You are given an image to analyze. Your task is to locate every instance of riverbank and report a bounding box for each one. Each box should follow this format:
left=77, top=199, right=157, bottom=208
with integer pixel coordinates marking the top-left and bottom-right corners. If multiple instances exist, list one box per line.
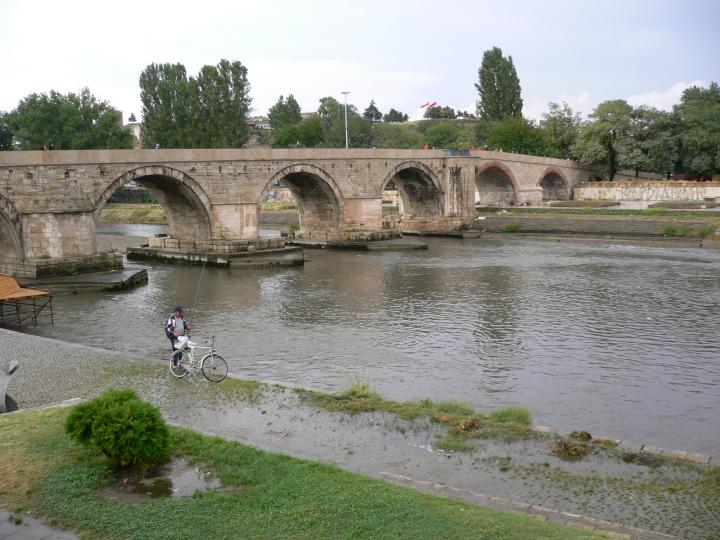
left=1, top=329, right=717, bottom=539
left=99, top=204, right=301, bottom=228
left=4, top=407, right=604, bottom=540
left=473, top=210, right=719, bottom=245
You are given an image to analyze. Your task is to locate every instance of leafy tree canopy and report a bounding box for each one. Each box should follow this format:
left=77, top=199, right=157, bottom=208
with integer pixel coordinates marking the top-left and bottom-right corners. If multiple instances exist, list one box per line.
left=486, top=116, right=548, bottom=155
left=268, top=94, right=302, bottom=130
left=317, top=96, right=372, bottom=148
left=540, top=102, right=581, bottom=159
left=363, top=100, right=383, bottom=123
left=674, top=82, right=720, bottom=177
left=0, top=112, right=13, bottom=150
left=7, top=88, right=133, bottom=150
left=572, top=100, right=633, bottom=180
left=140, top=59, right=252, bottom=149
left=271, top=116, right=323, bottom=148
left=383, top=108, right=409, bottom=123
left=371, top=123, right=423, bottom=149
left=475, top=47, right=523, bottom=121
left=423, top=106, right=455, bottom=120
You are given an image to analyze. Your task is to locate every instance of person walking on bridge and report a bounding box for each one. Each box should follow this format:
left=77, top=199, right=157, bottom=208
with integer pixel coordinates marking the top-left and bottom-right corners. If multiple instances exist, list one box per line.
left=166, top=306, right=191, bottom=366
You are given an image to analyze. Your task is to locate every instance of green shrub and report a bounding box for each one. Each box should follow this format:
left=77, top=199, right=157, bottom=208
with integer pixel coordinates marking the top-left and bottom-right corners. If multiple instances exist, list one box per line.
left=503, top=222, right=521, bottom=233
left=65, top=388, right=169, bottom=468
left=662, top=225, right=679, bottom=236
left=490, top=405, right=532, bottom=425
left=698, top=225, right=716, bottom=238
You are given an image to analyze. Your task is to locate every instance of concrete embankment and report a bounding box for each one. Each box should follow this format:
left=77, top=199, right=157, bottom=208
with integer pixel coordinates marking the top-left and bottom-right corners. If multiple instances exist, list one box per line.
left=473, top=214, right=718, bottom=243
left=1, top=329, right=717, bottom=539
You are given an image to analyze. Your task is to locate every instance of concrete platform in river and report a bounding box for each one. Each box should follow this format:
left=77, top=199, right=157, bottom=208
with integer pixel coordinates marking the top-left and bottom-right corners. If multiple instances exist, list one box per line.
left=19, top=267, right=148, bottom=292
left=289, top=237, right=428, bottom=250
left=402, top=230, right=482, bottom=239
left=127, top=245, right=304, bottom=268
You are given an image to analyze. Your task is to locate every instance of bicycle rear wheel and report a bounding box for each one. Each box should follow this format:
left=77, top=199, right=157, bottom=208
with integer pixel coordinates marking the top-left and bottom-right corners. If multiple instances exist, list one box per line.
left=201, top=353, right=228, bottom=382
left=170, top=350, right=190, bottom=378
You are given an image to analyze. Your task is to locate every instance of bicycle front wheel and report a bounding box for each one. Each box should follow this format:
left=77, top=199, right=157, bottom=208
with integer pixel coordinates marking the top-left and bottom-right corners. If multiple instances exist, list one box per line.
left=201, top=353, right=228, bottom=382
left=170, top=350, right=190, bottom=378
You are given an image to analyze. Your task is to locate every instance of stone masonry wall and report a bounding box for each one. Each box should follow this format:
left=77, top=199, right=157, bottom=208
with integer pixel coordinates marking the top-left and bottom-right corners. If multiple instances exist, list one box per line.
left=574, top=181, right=720, bottom=202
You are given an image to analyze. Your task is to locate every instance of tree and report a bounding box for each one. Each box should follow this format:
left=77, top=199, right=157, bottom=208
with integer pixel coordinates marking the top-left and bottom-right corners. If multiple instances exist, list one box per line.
left=363, top=100, right=383, bottom=123
left=140, top=59, right=251, bottom=148
left=423, top=105, right=455, bottom=120
left=189, top=60, right=252, bottom=148
left=475, top=47, right=523, bottom=121
left=268, top=94, right=302, bottom=129
left=8, top=88, right=133, bottom=150
left=572, top=100, right=633, bottom=180
left=128, top=113, right=137, bottom=122
left=383, top=108, right=409, bottom=123
left=140, top=63, right=191, bottom=148
left=416, top=120, right=478, bottom=150
left=674, top=82, right=720, bottom=178
left=540, top=102, right=581, bottom=159
left=317, top=96, right=372, bottom=148
left=486, top=116, right=549, bottom=155
left=371, top=123, right=423, bottom=148
left=0, top=112, right=13, bottom=150
left=272, top=116, right=323, bottom=148
left=619, top=107, right=679, bottom=176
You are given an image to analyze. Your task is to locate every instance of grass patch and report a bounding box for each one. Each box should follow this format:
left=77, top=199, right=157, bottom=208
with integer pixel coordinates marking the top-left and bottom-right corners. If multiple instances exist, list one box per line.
left=698, top=225, right=717, bottom=238
left=261, top=201, right=298, bottom=211
left=662, top=225, right=682, bottom=236
left=99, top=205, right=168, bottom=224
left=476, top=206, right=720, bottom=222
left=548, top=200, right=621, bottom=208
left=0, top=407, right=603, bottom=540
left=436, top=433, right=476, bottom=452
left=297, top=386, right=538, bottom=444
left=490, top=406, right=532, bottom=425
left=503, top=222, right=521, bottom=233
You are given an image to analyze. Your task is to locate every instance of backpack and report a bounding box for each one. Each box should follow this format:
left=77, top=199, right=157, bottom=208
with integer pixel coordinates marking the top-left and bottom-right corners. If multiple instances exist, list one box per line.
left=164, top=316, right=172, bottom=339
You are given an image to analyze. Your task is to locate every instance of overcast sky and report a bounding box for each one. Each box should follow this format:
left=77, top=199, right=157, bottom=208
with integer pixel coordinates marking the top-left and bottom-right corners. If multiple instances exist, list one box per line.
left=1, top=0, right=718, bottom=123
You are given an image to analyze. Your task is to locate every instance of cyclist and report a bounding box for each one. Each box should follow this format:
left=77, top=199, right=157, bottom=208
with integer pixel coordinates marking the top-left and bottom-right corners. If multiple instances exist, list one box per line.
left=166, top=306, right=191, bottom=366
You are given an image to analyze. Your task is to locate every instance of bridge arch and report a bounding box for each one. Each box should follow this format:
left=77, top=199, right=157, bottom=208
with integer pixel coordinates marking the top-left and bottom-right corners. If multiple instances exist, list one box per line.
left=381, top=161, right=443, bottom=219
left=0, top=192, right=24, bottom=260
left=475, top=161, right=519, bottom=206
left=537, top=167, right=570, bottom=201
left=96, top=165, right=213, bottom=241
left=263, top=163, right=344, bottom=238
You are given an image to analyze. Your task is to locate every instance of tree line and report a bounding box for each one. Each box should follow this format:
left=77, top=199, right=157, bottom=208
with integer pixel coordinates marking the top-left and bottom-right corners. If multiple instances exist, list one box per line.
left=1, top=52, right=717, bottom=179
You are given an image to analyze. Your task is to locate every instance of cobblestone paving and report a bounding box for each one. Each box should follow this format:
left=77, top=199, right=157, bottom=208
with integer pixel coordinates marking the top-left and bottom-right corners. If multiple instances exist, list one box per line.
left=3, top=329, right=717, bottom=539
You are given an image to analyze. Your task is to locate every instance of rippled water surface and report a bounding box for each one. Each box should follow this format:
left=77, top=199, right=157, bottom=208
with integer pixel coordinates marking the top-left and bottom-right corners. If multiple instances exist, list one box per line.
left=23, top=233, right=720, bottom=456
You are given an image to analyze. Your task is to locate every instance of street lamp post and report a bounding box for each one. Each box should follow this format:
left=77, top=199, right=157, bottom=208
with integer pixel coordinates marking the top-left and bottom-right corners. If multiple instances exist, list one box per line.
left=341, top=91, right=350, bottom=149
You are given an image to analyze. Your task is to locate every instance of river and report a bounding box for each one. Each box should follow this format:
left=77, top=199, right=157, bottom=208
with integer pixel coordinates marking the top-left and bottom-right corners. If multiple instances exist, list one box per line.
left=18, top=223, right=720, bottom=457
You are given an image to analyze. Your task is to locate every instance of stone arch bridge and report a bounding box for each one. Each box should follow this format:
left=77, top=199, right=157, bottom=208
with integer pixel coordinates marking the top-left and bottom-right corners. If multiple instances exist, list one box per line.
left=0, top=149, right=590, bottom=275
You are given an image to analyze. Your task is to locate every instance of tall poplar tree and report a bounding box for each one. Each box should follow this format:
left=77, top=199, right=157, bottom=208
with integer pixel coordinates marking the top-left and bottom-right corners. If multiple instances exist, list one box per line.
left=475, top=47, right=523, bottom=121
left=140, top=59, right=251, bottom=148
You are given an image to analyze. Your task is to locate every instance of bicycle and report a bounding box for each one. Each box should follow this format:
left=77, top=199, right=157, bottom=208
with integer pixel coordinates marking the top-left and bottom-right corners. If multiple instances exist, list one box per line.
left=169, top=335, right=228, bottom=382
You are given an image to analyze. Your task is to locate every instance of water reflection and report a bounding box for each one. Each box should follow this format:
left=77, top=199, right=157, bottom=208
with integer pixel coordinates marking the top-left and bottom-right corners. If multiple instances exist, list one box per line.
left=20, top=235, right=720, bottom=456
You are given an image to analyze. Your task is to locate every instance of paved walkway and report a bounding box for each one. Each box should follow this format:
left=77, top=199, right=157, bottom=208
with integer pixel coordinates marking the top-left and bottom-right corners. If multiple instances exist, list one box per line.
left=2, top=328, right=710, bottom=539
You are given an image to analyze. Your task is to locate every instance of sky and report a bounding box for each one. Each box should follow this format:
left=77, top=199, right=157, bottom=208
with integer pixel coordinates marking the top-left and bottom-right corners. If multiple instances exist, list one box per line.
left=1, top=0, right=718, bottom=123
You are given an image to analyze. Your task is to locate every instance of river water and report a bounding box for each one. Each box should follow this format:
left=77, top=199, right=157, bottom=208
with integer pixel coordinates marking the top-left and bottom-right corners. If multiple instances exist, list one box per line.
left=20, top=223, right=720, bottom=457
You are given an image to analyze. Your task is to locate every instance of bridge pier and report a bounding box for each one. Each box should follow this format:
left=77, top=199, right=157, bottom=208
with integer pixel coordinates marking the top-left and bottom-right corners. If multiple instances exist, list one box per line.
left=211, top=203, right=258, bottom=240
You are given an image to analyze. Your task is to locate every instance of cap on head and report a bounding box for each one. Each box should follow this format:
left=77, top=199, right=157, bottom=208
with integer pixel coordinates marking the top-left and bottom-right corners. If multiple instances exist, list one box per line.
left=175, top=306, right=184, bottom=313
